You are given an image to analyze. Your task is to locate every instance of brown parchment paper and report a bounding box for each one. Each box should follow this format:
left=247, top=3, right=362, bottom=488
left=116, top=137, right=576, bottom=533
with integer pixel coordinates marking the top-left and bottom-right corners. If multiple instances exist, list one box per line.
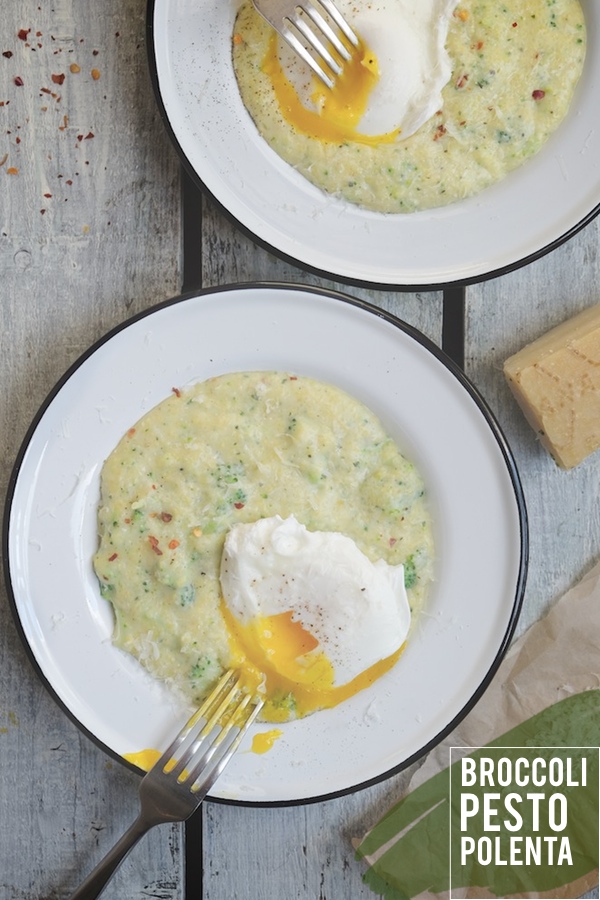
left=357, top=559, right=600, bottom=900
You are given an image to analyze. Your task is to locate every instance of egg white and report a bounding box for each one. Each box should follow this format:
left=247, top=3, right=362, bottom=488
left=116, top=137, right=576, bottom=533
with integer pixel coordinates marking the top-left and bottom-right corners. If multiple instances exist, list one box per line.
left=344, top=0, right=459, bottom=137
left=220, top=515, right=411, bottom=686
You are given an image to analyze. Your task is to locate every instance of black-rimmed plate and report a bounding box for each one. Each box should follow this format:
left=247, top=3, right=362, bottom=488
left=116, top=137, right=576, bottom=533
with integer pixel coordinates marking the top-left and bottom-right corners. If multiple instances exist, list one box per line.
left=4, top=284, right=527, bottom=804
left=147, top=0, right=599, bottom=288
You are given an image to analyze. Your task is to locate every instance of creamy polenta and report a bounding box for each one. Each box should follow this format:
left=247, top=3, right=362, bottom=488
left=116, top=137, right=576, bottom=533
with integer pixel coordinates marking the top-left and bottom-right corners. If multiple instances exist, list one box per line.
left=232, top=0, right=586, bottom=213
left=94, top=372, right=434, bottom=718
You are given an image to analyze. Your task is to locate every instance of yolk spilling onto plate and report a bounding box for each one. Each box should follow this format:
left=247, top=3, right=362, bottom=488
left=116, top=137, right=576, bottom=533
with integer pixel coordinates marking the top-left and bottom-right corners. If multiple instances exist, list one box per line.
left=251, top=728, right=284, bottom=754
left=262, top=33, right=400, bottom=146
left=222, top=602, right=403, bottom=723
left=124, top=748, right=162, bottom=770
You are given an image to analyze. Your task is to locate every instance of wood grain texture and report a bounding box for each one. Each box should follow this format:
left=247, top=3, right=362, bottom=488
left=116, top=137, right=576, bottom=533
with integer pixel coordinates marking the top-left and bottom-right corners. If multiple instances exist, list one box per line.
left=0, top=0, right=183, bottom=897
left=3, top=0, right=599, bottom=896
left=465, top=220, right=600, bottom=637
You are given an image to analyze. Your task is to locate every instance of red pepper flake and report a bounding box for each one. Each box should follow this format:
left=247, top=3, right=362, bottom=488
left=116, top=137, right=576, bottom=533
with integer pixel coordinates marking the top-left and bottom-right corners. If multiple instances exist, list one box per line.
left=2, top=51, right=13, bottom=59
left=532, top=89, right=545, bottom=101
left=234, top=502, right=245, bottom=509
left=65, top=179, right=73, bottom=185
left=108, top=552, right=118, bottom=561
left=512, top=21, right=518, bottom=27
left=168, top=539, right=180, bottom=550
left=124, top=517, right=131, bottom=524
left=172, top=387, right=181, bottom=397
left=84, top=131, right=94, bottom=139
left=14, top=76, right=24, bottom=86
left=455, top=74, right=469, bottom=89
left=433, top=124, right=447, bottom=141
left=127, top=427, right=136, bottom=437
left=389, top=537, right=397, bottom=547
left=51, top=73, right=65, bottom=85
left=289, top=376, right=298, bottom=380
left=40, top=209, right=46, bottom=215
left=148, top=535, right=163, bottom=555
left=160, top=512, right=173, bottom=522
left=18, top=28, right=30, bottom=41
left=43, top=192, right=52, bottom=198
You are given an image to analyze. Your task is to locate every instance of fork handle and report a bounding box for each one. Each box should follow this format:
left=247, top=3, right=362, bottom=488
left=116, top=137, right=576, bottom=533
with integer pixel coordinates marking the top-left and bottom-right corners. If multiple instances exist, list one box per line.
left=67, top=814, right=151, bottom=899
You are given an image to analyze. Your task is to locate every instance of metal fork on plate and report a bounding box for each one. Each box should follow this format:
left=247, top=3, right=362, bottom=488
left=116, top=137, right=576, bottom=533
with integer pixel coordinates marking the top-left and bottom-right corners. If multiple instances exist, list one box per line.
left=67, top=669, right=263, bottom=900
left=252, top=0, right=360, bottom=88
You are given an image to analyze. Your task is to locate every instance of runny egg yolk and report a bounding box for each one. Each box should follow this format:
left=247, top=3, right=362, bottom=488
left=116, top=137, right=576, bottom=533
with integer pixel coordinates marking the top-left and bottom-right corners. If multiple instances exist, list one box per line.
left=123, top=748, right=162, bottom=771
left=262, top=33, right=400, bottom=146
left=221, top=601, right=404, bottom=723
left=251, top=728, right=284, bottom=754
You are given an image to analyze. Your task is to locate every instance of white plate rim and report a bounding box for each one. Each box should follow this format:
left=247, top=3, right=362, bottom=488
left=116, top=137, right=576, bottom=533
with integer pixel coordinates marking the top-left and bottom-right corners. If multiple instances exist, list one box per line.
left=145, top=0, right=600, bottom=289
left=3, top=282, right=528, bottom=806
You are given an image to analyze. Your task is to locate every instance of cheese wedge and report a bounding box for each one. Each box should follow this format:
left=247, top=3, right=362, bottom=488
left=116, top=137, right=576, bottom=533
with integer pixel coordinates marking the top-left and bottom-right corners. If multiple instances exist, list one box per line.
left=504, top=304, right=600, bottom=469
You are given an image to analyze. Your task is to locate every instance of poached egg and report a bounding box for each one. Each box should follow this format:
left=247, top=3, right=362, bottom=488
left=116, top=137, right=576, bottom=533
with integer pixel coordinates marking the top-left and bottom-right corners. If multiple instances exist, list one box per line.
left=263, top=0, right=459, bottom=144
left=220, top=515, right=411, bottom=722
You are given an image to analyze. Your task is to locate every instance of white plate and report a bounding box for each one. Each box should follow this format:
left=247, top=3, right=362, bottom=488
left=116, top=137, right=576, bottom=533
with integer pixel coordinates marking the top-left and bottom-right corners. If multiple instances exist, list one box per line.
left=4, top=284, right=527, bottom=804
left=148, top=0, right=600, bottom=288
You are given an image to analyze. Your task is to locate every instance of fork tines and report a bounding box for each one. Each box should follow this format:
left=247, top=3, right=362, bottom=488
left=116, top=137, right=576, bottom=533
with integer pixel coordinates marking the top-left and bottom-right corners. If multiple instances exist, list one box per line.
left=288, top=0, right=359, bottom=87
left=160, top=669, right=263, bottom=798
left=254, top=0, right=360, bottom=89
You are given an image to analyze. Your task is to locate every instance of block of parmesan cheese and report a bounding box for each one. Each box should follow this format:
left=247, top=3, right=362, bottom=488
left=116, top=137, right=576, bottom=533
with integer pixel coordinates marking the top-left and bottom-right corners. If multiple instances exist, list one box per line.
left=504, top=304, right=600, bottom=469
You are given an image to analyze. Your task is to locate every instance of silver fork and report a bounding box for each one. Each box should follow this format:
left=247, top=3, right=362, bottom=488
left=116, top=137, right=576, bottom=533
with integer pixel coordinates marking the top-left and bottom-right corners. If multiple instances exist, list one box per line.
left=252, top=0, right=360, bottom=88
left=67, top=669, right=263, bottom=900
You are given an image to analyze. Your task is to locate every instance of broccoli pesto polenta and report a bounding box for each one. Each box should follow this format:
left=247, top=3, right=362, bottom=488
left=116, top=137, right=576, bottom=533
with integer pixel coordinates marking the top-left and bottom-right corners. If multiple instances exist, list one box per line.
left=94, top=372, right=434, bottom=717
left=231, top=0, right=586, bottom=213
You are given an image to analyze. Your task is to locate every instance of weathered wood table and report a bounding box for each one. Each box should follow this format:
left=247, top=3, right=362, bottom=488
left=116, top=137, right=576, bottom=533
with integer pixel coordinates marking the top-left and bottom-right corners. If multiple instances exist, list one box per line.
left=1, top=1, right=598, bottom=897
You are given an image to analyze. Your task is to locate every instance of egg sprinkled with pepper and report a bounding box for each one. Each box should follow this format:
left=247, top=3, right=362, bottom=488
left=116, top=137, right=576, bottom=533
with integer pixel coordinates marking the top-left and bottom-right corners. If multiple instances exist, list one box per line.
left=220, top=515, right=411, bottom=722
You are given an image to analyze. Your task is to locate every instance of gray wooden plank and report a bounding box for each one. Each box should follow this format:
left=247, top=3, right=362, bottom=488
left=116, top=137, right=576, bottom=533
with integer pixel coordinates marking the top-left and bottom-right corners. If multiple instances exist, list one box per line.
left=465, top=219, right=600, bottom=635
left=199, top=194, right=444, bottom=900
left=0, top=0, right=183, bottom=896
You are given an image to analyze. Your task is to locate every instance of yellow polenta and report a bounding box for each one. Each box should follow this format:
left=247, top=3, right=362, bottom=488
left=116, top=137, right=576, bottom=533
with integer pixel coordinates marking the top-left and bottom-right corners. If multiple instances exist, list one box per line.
left=232, top=0, right=586, bottom=213
left=94, top=372, right=434, bottom=713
